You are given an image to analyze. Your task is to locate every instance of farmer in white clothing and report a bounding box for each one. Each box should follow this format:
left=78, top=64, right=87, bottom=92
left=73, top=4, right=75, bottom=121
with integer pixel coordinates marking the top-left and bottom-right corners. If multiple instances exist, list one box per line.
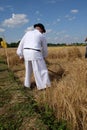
left=17, top=23, right=51, bottom=90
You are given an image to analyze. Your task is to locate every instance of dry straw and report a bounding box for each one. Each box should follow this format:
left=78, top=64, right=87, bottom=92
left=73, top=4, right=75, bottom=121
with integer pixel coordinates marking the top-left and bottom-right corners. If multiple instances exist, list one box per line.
left=1, top=46, right=87, bottom=130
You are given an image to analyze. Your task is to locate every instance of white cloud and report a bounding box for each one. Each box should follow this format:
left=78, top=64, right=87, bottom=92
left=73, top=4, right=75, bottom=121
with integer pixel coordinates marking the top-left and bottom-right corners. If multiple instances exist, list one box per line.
left=37, top=18, right=41, bottom=21
left=65, top=9, right=78, bottom=21
left=68, top=16, right=76, bottom=21
left=2, top=13, right=29, bottom=28
left=35, top=10, right=40, bottom=14
left=25, top=26, right=34, bottom=32
left=35, top=10, right=42, bottom=17
left=46, top=29, right=52, bottom=33
left=0, top=7, right=4, bottom=11
left=64, top=34, right=70, bottom=38
left=65, top=15, right=69, bottom=18
left=57, top=18, right=61, bottom=22
left=65, top=15, right=76, bottom=21
left=52, top=18, right=61, bottom=25
left=71, top=9, right=79, bottom=14
left=46, top=0, right=64, bottom=4
left=0, top=28, right=5, bottom=32
left=56, top=30, right=66, bottom=35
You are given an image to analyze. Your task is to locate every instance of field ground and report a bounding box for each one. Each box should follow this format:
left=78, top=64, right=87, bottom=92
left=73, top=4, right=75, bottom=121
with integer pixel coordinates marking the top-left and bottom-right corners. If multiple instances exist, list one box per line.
left=0, top=56, right=68, bottom=130
left=0, top=57, right=49, bottom=130
left=0, top=46, right=87, bottom=130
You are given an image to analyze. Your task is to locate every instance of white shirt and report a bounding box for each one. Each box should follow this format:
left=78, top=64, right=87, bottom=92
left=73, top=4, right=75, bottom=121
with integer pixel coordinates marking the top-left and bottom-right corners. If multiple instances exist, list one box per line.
left=17, top=29, right=48, bottom=60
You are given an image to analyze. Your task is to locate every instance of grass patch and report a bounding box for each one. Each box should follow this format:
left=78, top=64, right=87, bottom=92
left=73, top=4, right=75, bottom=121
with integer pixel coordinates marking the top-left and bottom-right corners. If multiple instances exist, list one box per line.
left=0, top=56, right=69, bottom=130
left=0, top=89, right=12, bottom=107
left=34, top=104, right=69, bottom=130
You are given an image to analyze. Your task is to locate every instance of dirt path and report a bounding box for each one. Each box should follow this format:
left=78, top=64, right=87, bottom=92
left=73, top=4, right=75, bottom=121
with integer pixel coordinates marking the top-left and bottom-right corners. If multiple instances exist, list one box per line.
left=0, top=57, right=48, bottom=130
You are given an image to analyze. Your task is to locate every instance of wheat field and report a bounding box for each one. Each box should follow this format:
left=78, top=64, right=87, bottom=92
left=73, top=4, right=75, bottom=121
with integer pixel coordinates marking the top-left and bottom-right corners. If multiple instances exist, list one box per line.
left=0, top=46, right=87, bottom=130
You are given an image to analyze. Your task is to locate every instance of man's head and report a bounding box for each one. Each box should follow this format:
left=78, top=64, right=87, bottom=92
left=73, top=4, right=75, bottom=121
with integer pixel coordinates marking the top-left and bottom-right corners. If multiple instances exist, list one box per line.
left=33, top=23, right=46, bottom=33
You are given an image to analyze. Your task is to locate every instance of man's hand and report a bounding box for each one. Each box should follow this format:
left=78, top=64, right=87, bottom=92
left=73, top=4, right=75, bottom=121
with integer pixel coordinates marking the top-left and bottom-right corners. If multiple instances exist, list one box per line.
left=20, top=57, right=24, bottom=63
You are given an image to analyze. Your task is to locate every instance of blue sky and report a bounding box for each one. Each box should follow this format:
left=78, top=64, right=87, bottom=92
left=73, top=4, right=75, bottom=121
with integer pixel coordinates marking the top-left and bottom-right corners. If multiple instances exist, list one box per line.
left=0, top=0, right=87, bottom=44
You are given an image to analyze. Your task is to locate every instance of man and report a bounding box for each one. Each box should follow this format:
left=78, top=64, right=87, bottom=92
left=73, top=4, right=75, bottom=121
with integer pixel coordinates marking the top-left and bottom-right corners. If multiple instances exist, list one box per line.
left=0, top=37, right=7, bottom=48
left=17, top=23, right=51, bottom=90
left=85, top=37, right=87, bottom=58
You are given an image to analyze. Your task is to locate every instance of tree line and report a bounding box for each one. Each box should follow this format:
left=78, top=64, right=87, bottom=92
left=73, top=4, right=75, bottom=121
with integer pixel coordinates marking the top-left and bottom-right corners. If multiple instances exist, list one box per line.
left=0, top=37, right=87, bottom=48
left=7, top=42, right=87, bottom=48
left=4, top=42, right=87, bottom=48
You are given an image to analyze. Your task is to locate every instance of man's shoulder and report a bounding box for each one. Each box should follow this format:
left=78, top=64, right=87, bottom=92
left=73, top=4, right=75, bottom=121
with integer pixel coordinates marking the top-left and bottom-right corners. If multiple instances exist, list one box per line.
left=25, top=30, right=34, bottom=36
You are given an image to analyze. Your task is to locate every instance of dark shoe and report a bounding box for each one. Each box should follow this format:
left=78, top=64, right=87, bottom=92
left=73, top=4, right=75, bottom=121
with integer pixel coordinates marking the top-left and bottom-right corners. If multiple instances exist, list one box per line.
left=38, top=88, right=46, bottom=91
left=30, top=82, right=36, bottom=90
left=23, top=86, right=30, bottom=90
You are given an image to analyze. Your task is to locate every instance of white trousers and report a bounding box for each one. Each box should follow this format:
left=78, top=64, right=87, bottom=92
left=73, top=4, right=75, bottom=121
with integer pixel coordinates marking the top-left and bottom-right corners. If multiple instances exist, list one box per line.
left=24, top=59, right=51, bottom=90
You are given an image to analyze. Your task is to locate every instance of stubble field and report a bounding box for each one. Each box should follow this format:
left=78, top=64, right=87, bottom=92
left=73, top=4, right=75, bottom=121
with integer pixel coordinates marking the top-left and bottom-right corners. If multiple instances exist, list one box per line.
left=0, top=46, right=87, bottom=130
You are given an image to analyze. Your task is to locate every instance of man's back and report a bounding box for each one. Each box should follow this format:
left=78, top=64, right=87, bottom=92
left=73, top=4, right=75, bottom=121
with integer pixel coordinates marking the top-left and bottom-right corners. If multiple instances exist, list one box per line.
left=23, top=29, right=43, bottom=50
